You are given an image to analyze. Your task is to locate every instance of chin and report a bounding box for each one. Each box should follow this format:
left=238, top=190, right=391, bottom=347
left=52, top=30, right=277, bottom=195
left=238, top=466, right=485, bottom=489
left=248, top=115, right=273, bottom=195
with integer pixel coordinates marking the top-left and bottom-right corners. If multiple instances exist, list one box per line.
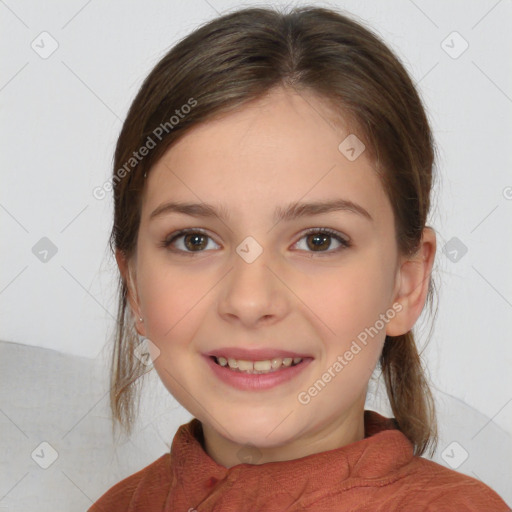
left=221, top=412, right=298, bottom=447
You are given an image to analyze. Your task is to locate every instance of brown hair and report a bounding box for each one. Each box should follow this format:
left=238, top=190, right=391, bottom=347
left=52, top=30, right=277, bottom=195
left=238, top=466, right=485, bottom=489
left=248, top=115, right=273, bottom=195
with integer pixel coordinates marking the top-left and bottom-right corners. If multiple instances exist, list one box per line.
left=108, top=5, right=438, bottom=456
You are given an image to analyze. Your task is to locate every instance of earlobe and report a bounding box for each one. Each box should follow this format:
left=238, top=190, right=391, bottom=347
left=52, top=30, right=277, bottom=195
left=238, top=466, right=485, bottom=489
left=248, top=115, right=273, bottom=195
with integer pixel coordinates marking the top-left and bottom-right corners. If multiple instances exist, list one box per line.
left=386, top=227, right=436, bottom=337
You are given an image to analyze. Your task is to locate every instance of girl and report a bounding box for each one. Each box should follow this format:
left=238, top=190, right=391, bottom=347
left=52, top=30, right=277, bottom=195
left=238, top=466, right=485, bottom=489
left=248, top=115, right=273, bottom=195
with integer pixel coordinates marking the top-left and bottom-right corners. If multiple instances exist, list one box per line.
left=90, top=5, right=510, bottom=511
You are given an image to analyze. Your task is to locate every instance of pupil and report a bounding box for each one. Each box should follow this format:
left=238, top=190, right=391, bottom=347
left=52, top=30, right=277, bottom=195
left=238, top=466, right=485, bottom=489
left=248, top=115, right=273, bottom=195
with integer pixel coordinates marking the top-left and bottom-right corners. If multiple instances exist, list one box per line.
left=186, top=234, right=206, bottom=251
left=310, top=234, right=329, bottom=251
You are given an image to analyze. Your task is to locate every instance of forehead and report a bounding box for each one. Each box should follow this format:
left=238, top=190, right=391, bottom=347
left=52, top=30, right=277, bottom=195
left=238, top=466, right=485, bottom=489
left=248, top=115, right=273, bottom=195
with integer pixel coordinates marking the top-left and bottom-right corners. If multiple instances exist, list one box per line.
left=141, top=87, right=390, bottom=224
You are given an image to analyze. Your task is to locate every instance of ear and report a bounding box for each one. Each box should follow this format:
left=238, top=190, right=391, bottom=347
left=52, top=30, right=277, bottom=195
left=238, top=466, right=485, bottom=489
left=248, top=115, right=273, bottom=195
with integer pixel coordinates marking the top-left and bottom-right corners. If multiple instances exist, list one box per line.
left=115, top=249, right=145, bottom=337
left=386, top=227, right=436, bottom=336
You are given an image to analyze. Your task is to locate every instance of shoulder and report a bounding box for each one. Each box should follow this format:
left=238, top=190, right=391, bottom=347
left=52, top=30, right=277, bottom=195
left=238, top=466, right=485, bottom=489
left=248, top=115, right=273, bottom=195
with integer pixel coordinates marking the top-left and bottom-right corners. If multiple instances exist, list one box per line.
left=88, top=453, right=172, bottom=512
left=399, top=456, right=510, bottom=511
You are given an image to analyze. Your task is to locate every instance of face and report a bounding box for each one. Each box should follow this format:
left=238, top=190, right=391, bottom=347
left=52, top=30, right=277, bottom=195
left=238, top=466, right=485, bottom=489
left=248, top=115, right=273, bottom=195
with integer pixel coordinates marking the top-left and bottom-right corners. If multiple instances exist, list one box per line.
left=122, top=86, right=408, bottom=467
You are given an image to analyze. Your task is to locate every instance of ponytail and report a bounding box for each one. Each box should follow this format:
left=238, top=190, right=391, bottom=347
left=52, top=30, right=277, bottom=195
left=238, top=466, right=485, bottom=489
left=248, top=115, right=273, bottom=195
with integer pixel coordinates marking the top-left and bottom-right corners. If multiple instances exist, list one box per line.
left=380, top=331, right=438, bottom=457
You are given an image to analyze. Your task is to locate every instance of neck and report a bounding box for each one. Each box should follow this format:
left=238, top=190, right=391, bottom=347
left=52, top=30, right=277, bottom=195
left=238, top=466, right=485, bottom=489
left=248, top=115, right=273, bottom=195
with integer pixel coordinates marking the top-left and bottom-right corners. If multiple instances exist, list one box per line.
left=201, top=401, right=366, bottom=469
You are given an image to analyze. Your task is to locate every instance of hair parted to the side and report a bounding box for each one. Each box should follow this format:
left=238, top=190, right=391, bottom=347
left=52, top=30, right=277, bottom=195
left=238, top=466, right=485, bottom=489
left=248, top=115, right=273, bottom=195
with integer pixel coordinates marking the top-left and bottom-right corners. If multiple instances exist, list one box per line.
left=108, top=5, right=439, bottom=457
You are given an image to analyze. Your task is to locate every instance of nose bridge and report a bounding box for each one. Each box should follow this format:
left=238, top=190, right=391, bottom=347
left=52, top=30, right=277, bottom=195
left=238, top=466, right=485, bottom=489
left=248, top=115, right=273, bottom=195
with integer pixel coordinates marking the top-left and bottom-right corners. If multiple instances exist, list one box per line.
left=218, top=236, right=288, bottom=325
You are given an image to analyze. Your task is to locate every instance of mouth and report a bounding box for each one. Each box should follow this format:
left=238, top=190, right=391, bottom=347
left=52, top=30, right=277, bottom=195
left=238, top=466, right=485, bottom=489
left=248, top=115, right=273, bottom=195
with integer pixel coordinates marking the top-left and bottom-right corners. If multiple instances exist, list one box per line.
left=210, top=355, right=306, bottom=374
left=204, top=354, right=313, bottom=391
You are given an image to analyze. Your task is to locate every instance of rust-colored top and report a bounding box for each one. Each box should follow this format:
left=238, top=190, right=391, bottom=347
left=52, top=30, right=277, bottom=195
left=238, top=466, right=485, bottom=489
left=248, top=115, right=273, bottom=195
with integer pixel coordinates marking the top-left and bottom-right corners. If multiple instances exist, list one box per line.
left=89, top=410, right=510, bottom=511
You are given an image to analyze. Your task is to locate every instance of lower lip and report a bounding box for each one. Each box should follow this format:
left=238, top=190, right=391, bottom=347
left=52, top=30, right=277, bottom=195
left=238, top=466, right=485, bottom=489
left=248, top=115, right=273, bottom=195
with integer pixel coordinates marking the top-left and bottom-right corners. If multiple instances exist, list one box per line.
left=203, top=355, right=313, bottom=391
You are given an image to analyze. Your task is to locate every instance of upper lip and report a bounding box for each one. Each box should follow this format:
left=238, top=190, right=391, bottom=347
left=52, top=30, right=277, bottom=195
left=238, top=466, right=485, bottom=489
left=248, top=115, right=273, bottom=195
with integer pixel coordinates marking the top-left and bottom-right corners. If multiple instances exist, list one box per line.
left=204, top=347, right=313, bottom=361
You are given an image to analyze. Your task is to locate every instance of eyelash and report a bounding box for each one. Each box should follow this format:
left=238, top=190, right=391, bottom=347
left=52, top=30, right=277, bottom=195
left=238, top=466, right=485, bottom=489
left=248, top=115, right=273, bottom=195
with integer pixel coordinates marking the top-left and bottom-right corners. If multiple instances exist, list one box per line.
left=159, top=227, right=351, bottom=256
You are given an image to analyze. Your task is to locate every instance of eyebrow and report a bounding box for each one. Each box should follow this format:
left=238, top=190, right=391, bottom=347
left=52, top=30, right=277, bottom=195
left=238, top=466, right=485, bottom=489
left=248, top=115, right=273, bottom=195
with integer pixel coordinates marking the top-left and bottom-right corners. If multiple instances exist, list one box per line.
left=150, top=198, right=373, bottom=224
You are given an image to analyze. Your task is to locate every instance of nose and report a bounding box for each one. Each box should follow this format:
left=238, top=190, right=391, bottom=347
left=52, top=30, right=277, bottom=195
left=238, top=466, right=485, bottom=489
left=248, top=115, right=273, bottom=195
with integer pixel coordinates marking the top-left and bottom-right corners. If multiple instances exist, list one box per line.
left=217, top=246, right=289, bottom=328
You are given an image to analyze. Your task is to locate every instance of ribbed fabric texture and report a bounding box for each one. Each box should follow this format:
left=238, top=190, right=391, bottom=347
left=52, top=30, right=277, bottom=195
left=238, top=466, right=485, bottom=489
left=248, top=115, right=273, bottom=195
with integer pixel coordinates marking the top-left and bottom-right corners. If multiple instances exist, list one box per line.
left=89, top=410, right=510, bottom=511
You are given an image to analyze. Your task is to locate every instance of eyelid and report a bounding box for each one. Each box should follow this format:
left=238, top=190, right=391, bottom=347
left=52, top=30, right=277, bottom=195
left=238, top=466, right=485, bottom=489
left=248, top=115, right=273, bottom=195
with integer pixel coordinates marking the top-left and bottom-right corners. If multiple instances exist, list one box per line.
left=295, top=227, right=351, bottom=255
left=161, top=226, right=351, bottom=254
left=161, top=227, right=217, bottom=248
left=300, top=227, right=350, bottom=243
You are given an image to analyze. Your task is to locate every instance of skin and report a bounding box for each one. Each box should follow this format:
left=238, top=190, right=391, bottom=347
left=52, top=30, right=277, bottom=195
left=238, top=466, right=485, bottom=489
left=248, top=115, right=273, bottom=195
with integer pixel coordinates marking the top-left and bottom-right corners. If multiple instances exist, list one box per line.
left=116, top=86, right=436, bottom=469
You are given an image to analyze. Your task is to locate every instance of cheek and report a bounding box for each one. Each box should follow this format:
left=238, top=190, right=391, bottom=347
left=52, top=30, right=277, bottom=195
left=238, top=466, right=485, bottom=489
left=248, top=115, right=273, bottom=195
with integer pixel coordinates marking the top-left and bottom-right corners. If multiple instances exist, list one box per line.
left=303, top=263, right=392, bottom=399
left=139, top=266, right=209, bottom=402
left=306, top=257, right=394, bottom=338
left=137, top=260, right=208, bottom=347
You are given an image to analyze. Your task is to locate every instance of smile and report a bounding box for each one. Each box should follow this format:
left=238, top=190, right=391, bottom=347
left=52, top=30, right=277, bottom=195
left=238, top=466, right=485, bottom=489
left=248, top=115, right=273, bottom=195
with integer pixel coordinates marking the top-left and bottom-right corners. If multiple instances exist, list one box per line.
left=204, top=355, right=313, bottom=391
left=212, top=355, right=303, bottom=374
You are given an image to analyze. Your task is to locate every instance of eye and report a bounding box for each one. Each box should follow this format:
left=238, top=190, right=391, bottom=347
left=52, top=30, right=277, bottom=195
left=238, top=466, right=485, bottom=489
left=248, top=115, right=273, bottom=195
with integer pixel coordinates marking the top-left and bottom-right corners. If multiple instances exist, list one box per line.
left=160, top=228, right=219, bottom=254
left=161, top=227, right=351, bottom=256
left=293, top=228, right=351, bottom=255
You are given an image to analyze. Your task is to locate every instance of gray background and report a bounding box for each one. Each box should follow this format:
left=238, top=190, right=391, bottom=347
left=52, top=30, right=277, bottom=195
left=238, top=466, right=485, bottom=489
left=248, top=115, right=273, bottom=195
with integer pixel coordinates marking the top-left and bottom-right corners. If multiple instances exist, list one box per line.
left=1, top=0, right=511, bottom=509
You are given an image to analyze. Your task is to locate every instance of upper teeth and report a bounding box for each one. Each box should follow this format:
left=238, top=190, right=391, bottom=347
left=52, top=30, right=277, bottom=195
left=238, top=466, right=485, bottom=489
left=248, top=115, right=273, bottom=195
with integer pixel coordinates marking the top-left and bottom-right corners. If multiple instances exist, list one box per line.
left=216, top=356, right=303, bottom=373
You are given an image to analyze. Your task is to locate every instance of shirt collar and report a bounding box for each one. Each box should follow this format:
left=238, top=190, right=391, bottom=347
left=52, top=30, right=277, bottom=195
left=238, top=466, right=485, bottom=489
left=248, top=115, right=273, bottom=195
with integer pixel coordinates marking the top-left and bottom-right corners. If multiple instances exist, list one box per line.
left=169, top=409, right=414, bottom=502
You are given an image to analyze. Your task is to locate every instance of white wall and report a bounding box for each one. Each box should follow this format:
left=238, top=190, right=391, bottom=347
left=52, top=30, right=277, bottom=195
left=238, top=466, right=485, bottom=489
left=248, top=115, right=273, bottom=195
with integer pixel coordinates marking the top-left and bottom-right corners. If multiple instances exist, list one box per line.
left=1, top=0, right=511, bottom=486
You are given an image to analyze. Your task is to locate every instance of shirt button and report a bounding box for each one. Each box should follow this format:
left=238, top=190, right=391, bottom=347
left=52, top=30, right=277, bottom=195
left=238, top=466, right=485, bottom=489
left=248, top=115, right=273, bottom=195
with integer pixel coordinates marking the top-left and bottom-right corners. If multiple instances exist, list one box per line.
left=206, top=476, right=218, bottom=487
